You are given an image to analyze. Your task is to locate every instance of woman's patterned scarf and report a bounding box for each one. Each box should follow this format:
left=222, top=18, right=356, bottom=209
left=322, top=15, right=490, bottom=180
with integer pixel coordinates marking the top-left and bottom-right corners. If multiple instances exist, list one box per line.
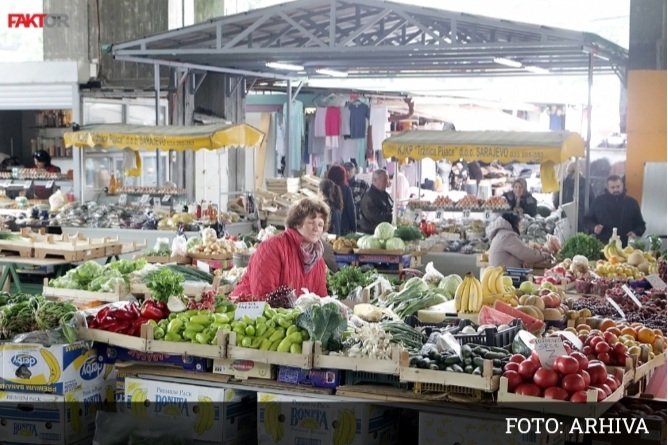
left=300, top=239, right=324, bottom=272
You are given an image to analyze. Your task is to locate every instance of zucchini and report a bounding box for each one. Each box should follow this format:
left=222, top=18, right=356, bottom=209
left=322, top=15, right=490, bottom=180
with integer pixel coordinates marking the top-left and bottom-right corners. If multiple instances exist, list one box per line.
left=443, top=355, right=461, bottom=366
left=461, top=345, right=472, bottom=358
left=492, top=367, right=503, bottom=376
left=472, top=367, right=482, bottom=375
left=489, top=346, right=510, bottom=355
left=472, top=357, right=485, bottom=368
left=165, top=265, right=214, bottom=283
left=463, top=357, right=473, bottom=366
left=472, top=346, right=489, bottom=356
left=484, top=351, right=508, bottom=360
left=464, top=365, right=474, bottom=373
left=451, top=364, right=464, bottom=373
left=429, top=364, right=440, bottom=370
left=492, top=359, right=505, bottom=368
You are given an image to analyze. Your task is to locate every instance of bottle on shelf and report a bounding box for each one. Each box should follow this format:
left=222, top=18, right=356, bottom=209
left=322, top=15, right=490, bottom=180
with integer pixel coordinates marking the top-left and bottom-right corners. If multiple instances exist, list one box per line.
left=609, top=227, right=623, bottom=251
left=57, top=111, right=64, bottom=128
left=109, top=174, right=117, bottom=195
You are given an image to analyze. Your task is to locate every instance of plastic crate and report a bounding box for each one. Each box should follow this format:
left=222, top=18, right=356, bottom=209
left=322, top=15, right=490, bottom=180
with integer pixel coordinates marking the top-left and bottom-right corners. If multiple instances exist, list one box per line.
left=452, top=319, right=523, bottom=348
left=412, top=382, right=489, bottom=401
left=343, top=371, right=412, bottom=390
left=403, top=316, right=462, bottom=336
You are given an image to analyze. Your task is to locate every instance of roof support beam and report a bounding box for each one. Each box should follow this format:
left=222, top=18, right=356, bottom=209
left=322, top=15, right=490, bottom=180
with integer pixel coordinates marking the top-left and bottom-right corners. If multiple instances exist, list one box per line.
left=329, top=0, right=336, bottom=46
left=223, top=13, right=272, bottom=49
left=342, top=8, right=392, bottom=46
left=394, top=9, right=445, bottom=45
left=278, top=11, right=327, bottom=47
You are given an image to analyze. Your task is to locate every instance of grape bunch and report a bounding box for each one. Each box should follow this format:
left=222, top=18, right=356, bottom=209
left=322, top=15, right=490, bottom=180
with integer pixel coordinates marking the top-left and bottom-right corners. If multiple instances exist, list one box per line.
left=570, top=296, right=617, bottom=318
left=265, top=285, right=295, bottom=309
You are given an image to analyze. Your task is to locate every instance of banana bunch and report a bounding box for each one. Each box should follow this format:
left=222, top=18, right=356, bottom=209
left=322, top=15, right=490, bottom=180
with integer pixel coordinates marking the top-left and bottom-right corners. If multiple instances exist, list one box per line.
left=263, top=403, right=284, bottom=443
left=603, top=241, right=627, bottom=262
left=40, top=349, right=61, bottom=384
left=454, top=273, right=483, bottom=313
left=195, top=395, right=214, bottom=436
left=65, top=392, right=82, bottom=433
left=332, top=238, right=357, bottom=251
left=128, top=384, right=148, bottom=417
left=481, top=266, right=505, bottom=303
left=334, top=409, right=356, bottom=445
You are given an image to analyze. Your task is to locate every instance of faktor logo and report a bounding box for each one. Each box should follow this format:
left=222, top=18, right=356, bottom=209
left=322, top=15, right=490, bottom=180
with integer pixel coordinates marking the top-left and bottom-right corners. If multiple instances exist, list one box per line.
left=8, top=13, right=69, bottom=28
left=79, top=356, right=104, bottom=381
left=11, top=354, right=37, bottom=368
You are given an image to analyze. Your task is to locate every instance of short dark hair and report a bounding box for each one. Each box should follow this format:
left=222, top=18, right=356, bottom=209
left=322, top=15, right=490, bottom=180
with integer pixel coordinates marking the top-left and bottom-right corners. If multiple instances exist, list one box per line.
left=319, top=179, right=343, bottom=211
left=501, top=212, right=521, bottom=235
left=285, top=198, right=330, bottom=231
left=33, top=150, right=51, bottom=165
left=607, top=174, right=623, bottom=183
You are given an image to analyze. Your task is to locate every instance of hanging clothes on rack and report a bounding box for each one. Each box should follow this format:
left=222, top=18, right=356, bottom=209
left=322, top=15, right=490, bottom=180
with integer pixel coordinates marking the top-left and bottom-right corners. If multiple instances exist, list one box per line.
left=348, top=100, right=370, bottom=139
left=325, top=106, right=341, bottom=149
left=314, top=107, right=327, bottom=138
left=341, top=105, right=351, bottom=137
left=283, top=99, right=304, bottom=174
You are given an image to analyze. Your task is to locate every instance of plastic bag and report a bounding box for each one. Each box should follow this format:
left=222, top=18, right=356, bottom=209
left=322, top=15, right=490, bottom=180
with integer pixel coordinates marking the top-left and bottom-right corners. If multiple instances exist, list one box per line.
left=423, top=262, right=444, bottom=285
left=49, top=189, right=66, bottom=212
left=171, top=235, right=188, bottom=257
left=363, top=275, right=393, bottom=301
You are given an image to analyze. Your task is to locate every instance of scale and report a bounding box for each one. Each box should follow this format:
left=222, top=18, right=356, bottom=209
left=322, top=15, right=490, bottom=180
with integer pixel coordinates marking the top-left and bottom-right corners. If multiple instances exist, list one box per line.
left=0, top=180, right=35, bottom=199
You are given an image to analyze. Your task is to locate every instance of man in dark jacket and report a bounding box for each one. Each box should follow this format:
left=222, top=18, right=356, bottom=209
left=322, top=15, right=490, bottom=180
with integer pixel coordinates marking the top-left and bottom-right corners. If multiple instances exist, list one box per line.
left=587, top=175, right=646, bottom=246
left=359, top=169, right=393, bottom=234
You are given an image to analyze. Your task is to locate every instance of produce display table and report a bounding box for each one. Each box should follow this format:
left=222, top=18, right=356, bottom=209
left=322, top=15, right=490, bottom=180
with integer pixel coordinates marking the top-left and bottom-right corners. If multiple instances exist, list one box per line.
left=0, top=257, right=72, bottom=293
left=421, top=251, right=480, bottom=276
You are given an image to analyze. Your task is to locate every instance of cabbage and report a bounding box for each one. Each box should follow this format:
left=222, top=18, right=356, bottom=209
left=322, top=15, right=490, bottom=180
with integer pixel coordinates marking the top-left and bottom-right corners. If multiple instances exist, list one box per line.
left=374, top=222, right=396, bottom=240
left=186, top=237, right=202, bottom=250
left=438, top=274, right=463, bottom=298
left=384, top=237, right=405, bottom=251
left=357, top=236, right=381, bottom=250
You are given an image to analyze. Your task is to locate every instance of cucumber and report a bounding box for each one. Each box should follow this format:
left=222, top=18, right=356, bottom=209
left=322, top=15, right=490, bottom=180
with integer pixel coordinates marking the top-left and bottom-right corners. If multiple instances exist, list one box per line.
left=489, top=346, right=510, bottom=354
left=484, top=351, right=507, bottom=360
left=492, top=359, right=505, bottom=368
left=429, top=364, right=440, bottom=370
left=451, top=364, right=464, bottom=373
left=461, top=345, right=472, bottom=358
left=443, top=355, right=461, bottom=366
left=472, top=367, right=482, bottom=375
left=492, top=367, right=503, bottom=376
left=472, top=357, right=485, bottom=368
left=464, top=365, right=474, bottom=373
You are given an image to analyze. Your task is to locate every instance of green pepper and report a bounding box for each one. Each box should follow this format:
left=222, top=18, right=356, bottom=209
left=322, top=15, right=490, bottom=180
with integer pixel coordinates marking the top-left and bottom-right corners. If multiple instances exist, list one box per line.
left=185, top=322, right=205, bottom=333
left=255, top=324, right=268, bottom=337
left=259, top=339, right=273, bottom=351
left=264, top=308, right=277, bottom=318
left=277, top=338, right=292, bottom=353
left=164, top=332, right=181, bottom=342
left=266, top=320, right=276, bottom=329
left=189, top=314, right=212, bottom=326
left=277, top=317, right=292, bottom=329
left=269, top=339, right=281, bottom=351
left=167, top=319, right=184, bottom=334
left=236, top=334, right=245, bottom=346
left=286, top=325, right=299, bottom=336
left=233, top=325, right=246, bottom=336
left=245, top=325, right=256, bottom=337
left=250, top=337, right=263, bottom=349
left=147, top=319, right=158, bottom=327
left=183, top=329, right=198, bottom=341
left=153, top=327, right=165, bottom=340
left=241, top=336, right=253, bottom=348
left=242, top=315, right=254, bottom=326
left=269, top=328, right=285, bottom=343
left=195, top=332, right=211, bottom=344
left=213, top=313, right=230, bottom=324
left=286, top=332, right=303, bottom=344
left=290, top=343, right=302, bottom=354
left=255, top=316, right=267, bottom=324
left=168, top=313, right=178, bottom=320
left=301, top=331, right=310, bottom=341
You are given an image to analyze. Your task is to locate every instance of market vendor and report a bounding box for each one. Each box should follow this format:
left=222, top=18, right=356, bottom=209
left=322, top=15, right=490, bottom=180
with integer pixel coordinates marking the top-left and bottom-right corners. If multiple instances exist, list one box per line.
left=359, top=169, right=393, bottom=234
left=32, top=150, right=61, bottom=173
left=502, top=178, right=538, bottom=217
left=486, top=212, right=554, bottom=268
left=231, top=197, right=329, bottom=299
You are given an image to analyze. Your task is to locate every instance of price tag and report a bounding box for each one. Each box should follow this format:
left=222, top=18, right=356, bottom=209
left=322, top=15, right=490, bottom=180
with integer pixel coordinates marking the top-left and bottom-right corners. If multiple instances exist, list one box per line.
left=118, top=194, right=128, bottom=206
left=140, top=194, right=151, bottom=205
left=23, top=181, right=32, bottom=189
left=555, top=330, right=583, bottom=351
left=436, top=211, right=442, bottom=219
left=196, top=260, right=210, bottom=274
left=484, top=209, right=492, bottom=221
left=462, top=209, right=471, bottom=219
left=589, top=271, right=601, bottom=280
left=234, top=301, right=267, bottom=320
left=161, top=194, right=172, bottom=203
left=535, top=337, right=568, bottom=368
left=45, top=181, right=54, bottom=189
left=621, top=284, right=643, bottom=308
left=606, top=296, right=626, bottom=319
left=646, top=274, right=667, bottom=291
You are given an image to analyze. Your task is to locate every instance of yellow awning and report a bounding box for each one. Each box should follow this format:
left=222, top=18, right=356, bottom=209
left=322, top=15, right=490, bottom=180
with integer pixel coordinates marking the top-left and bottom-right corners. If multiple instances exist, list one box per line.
left=382, top=130, right=585, bottom=164
left=63, top=123, right=265, bottom=151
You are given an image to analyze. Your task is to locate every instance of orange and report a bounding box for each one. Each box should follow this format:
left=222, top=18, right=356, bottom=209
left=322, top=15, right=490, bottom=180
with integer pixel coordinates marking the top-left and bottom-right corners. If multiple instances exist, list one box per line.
left=631, top=323, right=645, bottom=329
left=637, top=327, right=656, bottom=344
left=599, top=319, right=616, bottom=331
left=621, top=327, right=637, bottom=339
left=652, top=329, right=664, bottom=338
left=606, top=327, right=622, bottom=337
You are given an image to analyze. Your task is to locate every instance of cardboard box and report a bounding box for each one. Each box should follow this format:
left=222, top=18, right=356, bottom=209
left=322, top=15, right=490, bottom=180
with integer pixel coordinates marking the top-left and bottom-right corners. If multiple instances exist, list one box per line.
left=0, top=341, right=109, bottom=395
left=213, top=358, right=275, bottom=380
left=257, top=392, right=400, bottom=445
left=419, top=412, right=566, bottom=445
left=124, top=377, right=256, bottom=444
left=95, top=343, right=209, bottom=371
left=0, top=381, right=106, bottom=444
left=277, top=366, right=341, bottom=389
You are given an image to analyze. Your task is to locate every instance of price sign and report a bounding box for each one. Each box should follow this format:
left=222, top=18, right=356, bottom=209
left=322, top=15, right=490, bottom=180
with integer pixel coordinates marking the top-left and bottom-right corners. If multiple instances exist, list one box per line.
left=161, top=194, right=172, bottom=203
left=436, top=211, right=442, bottom=219
left=484, top=209, right=492, bottom=221
left=646, top=274, right=667, bottom=291
left=45, top=181, right=54, bottom=189
left=606, top=296, right=626, bottom=320
left=234, top=301, right=266, bottom=320
left=621, top=284, right=643, bottom=308
left=118, top=194, right=128, bottom=206
left=462, top=209, right=471, bottom=219
left=23, top=181, right=32, bottom=189
left=555, top=330, right=583, bottom=351
left=535, top=337, right=568, bottom=368
left=196, top=260, right=210, bottom=274
left=140, top=194, right=151, bottom=205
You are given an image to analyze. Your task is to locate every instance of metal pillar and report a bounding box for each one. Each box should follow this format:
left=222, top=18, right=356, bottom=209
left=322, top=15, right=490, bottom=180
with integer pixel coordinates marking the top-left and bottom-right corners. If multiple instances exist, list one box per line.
left=584, top=54, right=594, bottom=213
left=154, top=64, right=161, bottom=187
left=284, top=79, right=292, bottom=177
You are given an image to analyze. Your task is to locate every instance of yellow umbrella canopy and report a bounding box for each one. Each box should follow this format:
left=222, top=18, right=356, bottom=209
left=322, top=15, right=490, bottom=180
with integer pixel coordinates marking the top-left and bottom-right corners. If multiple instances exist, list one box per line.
left=63, top=123, right=265, bottom=151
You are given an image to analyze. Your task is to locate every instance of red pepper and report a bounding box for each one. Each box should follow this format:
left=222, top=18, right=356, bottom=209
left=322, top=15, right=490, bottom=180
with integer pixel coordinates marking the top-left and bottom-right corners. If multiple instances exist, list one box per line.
left=112, top=309, right=136, bottom=321
left=140, top=302, right=164, bottom=321
left=99, top=320, right=130, bottom=333
left=128, top=302, right=141, bottom=318
left=95, top=307, right=111, bottom=324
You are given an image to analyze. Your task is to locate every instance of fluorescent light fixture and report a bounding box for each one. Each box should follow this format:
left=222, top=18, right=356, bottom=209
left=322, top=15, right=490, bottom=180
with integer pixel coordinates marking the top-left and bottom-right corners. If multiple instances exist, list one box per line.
left=593, top=53, right=610, bottom=61
left=524, top=65, right=550, bottom=74
left=315, top=68, right=348, bottom=77
left=493, top=57, right=522, bottom=68
left=265, top=62, right=304, bottom=71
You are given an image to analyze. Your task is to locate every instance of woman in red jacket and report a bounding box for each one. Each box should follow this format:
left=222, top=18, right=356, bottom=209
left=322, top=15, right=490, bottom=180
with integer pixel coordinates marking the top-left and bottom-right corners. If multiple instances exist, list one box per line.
left=231, top=198, right=330, bottom=299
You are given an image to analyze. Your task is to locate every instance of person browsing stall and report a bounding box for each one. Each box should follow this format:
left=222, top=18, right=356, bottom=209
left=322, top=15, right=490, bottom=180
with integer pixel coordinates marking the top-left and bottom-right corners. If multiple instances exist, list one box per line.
left=231, top=198, right=329, bottom=299
left=33, top=150, right=61, bottom=173
left=503, top=178, right=538, bottom=217
left=487, top=212, right=554, bottom=268
left=359, top=169, right=394, bottom=234
left=326, top=164, right=356, bottom=235
left=586, top=175, right=646, bottom=246
left=344, top=162, right=368, bottom=224
left=319, top=178, right=343, bottom=236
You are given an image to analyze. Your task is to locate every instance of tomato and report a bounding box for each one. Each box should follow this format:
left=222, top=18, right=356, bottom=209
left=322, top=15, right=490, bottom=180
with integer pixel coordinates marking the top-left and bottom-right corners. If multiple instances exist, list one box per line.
left=582, top=345, right=593, bottom=355
left=597, top=383, right=612, bottom=397
left=597, top=352, right=611, bottom=364
left=544, top=386, right=569, bottom=401
left=586, top=363, right=608, bottom=385
left=581, top=370, right=591, bottom=387
left=504, top=362, right=520, bottom=373
left=589, top=336, right=604, bottom=347
left=534, top=367, right=560, bottom=389
left=561, top=373, right=586, bottom=393
left=509, top=354, right=526, bottom=364
left=529, top=351, right=541, bottom=365
left=518, top=360, right=539, bottom=381
left=555, top=356, right=580, bottom=375
left=613, top=343, right=626, bottom=355
left=594, top=341, right=610, bottom=354
left=570, top=352, right=589, bottom=371
left=515, top=383, right=542, bottom=397
left=563, top=343, right=573, bottom=355
left=503, top=371, right=523, bottom=392
left=570, top=390, right=588, bottom=403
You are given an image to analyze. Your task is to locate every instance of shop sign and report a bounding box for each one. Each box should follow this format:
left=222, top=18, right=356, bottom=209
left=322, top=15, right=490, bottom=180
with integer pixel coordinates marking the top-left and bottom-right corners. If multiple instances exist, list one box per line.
left=8, top=13, right=69, bottom=28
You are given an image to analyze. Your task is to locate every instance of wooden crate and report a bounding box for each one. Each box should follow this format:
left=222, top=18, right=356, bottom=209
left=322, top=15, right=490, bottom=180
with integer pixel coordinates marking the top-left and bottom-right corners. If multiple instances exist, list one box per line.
left=398, top=352, right=499, bottom=393
left=634, top=352, right=666, bottom=383
left=354, top=249, right=405, bottom=256
left=226, top=332, right=313, bottom=368
left=77, top=325, right=147, bottom=352
left=497, top=368, right=626, bottom=418
left=130, top=281, right=213, bottom=298
left=32, top=234, right=114, bottom=261
left=0, top=239, right=34, bottom=258
left=312, top=342, right=402, bottom=375
left=142, top=255, right=190, bottom=264
left=142, top=324, right=227, bottom=359
left=42, top=278, right=127, bottom=304
left=188, top=252, right=233, bottom=261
